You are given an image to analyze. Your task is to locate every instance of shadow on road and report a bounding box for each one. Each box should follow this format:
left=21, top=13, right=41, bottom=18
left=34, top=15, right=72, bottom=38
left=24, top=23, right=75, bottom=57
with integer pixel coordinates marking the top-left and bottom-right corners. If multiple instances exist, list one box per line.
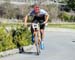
left=19, top=46, right=39, bottom=56
left=20, top=51, right=39, bottom=56
left=72, top=41, right=75, bottom=42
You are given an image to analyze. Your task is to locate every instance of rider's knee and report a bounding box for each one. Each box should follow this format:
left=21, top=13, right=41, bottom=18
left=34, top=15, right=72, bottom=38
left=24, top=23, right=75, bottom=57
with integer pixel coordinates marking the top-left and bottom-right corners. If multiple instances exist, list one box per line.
left=33, top=31, right=37, bottom=35
left=40, top=29, right=44, bottom=34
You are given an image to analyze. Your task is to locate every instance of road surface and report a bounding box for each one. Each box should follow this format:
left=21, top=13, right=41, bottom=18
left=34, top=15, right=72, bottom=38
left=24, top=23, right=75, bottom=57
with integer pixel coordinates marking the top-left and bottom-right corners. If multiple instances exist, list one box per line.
left=0, top=30, right=75, bottom=60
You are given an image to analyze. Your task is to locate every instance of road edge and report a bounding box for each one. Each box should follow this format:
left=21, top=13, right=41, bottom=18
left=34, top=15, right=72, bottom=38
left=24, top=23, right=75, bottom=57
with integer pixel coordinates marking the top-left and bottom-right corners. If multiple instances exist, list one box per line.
left=0, top=45, right=33, bottom=57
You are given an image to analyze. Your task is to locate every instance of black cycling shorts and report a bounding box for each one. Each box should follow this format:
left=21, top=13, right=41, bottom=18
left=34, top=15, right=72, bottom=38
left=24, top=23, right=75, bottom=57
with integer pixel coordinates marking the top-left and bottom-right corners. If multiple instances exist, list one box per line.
left=31, top=15, right=45, bottom=33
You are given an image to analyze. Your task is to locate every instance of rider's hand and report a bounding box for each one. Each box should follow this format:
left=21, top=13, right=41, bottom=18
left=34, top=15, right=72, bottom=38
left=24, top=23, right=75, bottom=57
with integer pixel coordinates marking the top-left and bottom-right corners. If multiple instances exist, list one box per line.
left=43, top=21, right=48, bottom=26
left=43, top=21, right=47, bottom=24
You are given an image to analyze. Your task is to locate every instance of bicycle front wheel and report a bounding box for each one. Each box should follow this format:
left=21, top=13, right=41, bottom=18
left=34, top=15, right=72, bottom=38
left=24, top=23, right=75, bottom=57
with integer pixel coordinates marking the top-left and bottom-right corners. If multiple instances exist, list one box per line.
left=35, top=32, right=40, bottom=55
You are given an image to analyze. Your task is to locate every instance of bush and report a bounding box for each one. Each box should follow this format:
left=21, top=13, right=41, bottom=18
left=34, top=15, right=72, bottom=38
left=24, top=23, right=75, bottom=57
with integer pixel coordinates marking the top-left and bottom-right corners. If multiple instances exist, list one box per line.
left=12, top=25, right=32, bottom=47
left=0, top=44, right=3, bottom=52
left=70, top=15, right=75, bottom=22
left=0, top=27, right=16, bottom=51
left=58, top=12, right=71, bottom=22
left=63, top=12, right=71, bottom=21
left=0, top=24, right=32, bottom=52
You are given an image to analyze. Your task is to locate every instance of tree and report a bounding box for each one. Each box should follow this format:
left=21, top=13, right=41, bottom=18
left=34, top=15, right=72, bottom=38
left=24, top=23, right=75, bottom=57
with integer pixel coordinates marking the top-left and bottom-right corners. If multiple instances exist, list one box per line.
left=67, top=0, right=75, bottom=9
left=58, top=0, right=68, bottom=3
left=0, top=6, right=5, bottom=17
left=0, top=2, right=21, bottom=19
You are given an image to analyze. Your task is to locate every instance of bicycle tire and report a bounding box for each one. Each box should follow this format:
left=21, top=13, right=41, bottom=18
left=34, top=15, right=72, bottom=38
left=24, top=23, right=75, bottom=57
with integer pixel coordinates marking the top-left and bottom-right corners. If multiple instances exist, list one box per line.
left=35, top=32, right=40, bottom=55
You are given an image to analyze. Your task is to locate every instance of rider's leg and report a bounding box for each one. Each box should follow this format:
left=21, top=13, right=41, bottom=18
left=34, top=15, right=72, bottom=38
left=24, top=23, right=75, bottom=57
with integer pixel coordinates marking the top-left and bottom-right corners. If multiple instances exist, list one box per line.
left=40, top=29, right=45, bottom=49
left=37, top=30, right=41, bottom=45
left=32, top=33, right=34, bottom=43
left=33, top=30, right=41, bottom=45
left=33, top=31, right=36, bottom=44
left=40, top=29, right=45, bottom=41
left=31, top=25, right=34, bottom=44
left=40, top=24, right=45, bottom=41
left=40, top=24, right=45, bottom=49
left=31, top=18, right=38, bottom=44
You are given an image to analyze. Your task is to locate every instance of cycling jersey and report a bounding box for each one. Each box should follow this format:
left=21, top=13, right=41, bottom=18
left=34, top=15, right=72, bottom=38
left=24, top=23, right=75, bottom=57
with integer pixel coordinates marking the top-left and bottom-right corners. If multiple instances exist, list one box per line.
left=29, top=9, right=48, bottom=31
left=28, top=9, right=49, bottom=16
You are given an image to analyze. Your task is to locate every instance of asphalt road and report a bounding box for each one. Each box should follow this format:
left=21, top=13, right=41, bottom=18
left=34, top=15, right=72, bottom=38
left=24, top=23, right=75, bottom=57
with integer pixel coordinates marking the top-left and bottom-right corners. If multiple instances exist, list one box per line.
left=0, top=31, right=75, bottom=60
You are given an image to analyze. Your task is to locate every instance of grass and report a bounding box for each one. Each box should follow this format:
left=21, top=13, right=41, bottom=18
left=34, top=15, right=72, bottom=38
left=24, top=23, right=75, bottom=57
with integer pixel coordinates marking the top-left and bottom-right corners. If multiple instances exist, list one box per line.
left=48, top=23, right=75, bottom=29
left=1, top=22, right=75, bottom=29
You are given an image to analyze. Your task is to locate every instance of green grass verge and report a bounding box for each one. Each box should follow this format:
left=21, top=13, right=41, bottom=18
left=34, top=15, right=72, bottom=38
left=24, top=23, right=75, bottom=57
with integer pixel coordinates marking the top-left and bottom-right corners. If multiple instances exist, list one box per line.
left=48, top=23, right=75, bottom=29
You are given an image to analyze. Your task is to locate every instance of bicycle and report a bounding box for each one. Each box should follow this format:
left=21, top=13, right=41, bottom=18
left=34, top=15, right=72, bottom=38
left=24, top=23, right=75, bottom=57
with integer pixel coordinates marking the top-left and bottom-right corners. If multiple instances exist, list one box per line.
left=31, top=23, right=43, bottom=55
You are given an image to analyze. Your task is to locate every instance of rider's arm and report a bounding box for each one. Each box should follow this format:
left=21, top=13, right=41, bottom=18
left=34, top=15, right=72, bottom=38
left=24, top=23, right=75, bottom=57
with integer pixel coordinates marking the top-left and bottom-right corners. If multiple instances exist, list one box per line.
left=40, top=9, right=49, bottom=24
left=24, top=15, right=28, bottom=27
left=24, top=10, right=34, bottom=27
left=44, top=14, right=49, bottom=24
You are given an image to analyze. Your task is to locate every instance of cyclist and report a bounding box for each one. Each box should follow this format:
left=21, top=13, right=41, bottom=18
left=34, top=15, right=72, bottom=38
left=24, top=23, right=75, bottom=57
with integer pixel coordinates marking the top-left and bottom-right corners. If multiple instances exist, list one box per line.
left=24, top=4, right=49, bottom=49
